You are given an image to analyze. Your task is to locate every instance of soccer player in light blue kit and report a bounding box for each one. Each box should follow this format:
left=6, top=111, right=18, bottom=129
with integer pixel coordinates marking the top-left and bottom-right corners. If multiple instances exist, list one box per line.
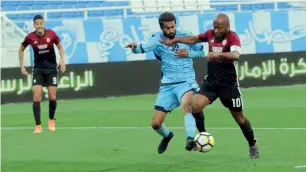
left=125, top=12, right=205, bottom=153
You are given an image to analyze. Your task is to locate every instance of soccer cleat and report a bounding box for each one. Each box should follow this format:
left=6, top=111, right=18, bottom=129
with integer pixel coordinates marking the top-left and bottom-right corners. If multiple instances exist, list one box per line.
left=48, top=119, right=56, bottom=131
left=249, top=140, right=260, bottom=159
left=33, top=125, right=43, bottom=134
left=185, top=137, right=196, bottom=151
left=157, top=131, right=174, bottom=154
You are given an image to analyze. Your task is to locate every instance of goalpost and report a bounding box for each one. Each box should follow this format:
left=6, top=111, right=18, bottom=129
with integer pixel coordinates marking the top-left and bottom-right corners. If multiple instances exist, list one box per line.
left=1, top=13, right=31, bottom=68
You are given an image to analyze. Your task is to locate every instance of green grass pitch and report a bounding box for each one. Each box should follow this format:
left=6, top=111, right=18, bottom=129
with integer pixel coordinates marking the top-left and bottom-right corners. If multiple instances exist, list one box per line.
left=1, top=85, right=306, bottom=172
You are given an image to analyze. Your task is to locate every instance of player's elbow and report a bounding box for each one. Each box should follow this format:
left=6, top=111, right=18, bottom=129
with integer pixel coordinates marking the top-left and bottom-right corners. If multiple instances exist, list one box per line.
left=19, top=46, right=25, bottom=52
left=232, top=52, right=240, bottom=60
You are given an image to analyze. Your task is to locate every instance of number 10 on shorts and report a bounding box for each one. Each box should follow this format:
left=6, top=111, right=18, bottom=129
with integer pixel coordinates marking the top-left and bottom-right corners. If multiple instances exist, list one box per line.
left=232, top=98, right=242, bottom=108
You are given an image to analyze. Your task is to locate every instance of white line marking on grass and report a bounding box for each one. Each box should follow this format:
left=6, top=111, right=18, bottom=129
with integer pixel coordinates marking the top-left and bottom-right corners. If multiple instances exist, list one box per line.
left=295, top=165, right=306, bottom=168
left=1, top=127, right=306, bottom=130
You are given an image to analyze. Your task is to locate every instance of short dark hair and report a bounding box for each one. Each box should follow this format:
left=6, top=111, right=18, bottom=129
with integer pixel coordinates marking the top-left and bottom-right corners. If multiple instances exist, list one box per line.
left=33, top=15, right=44, bottom=22
left=158, top=12, right=176, bottom=28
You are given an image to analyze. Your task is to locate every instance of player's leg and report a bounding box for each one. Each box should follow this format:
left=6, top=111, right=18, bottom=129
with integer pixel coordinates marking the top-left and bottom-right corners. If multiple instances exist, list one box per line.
left=46, top=69, right=58, bottom=131
left=153, top=86, right=177, bottom=154
left=191, top=80, right=218, bottom=133
left=179, top=90, right=197, bottom=151
left=230, top=110, right=259, bottom=159
left=32, top=69, right=44, bottom=134
left=152, top=109, right=173, bottom=154
left=175, top=81, right=197, bottom=150
left=219, top=86, right=259, bottom=159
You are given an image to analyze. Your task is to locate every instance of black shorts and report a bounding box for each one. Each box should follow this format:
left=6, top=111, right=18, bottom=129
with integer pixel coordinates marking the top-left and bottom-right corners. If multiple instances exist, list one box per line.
left=32, top=68, right=58, bottom=87
left=196, top=79, right=243, bottom=112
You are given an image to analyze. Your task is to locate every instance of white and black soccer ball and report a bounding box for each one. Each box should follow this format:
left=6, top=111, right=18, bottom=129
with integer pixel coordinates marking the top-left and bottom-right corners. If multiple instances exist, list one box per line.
left=194, top=132, right=215, bottom=153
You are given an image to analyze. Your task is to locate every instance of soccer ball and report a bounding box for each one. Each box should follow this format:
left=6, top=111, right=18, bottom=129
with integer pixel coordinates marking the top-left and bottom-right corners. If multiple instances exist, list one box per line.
left=194, top=132, right=215, bottom=153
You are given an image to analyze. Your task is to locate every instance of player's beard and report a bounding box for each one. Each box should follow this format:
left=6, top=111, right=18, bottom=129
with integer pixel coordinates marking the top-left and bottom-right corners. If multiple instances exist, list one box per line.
left=164, top=32, right=176, bottom=39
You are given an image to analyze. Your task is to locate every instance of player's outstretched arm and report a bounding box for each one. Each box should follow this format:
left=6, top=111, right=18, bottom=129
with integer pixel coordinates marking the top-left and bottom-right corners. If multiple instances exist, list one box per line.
left=161, top=36, right=201, bottom=46
left=124, top=42, right=142, bottom=54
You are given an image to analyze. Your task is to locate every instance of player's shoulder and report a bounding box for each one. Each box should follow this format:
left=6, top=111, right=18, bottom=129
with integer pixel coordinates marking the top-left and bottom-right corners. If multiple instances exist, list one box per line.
left=203, top=29, right=214, bottom=35
left=26, top=31, right=36, bottom=38
left=149, top=31, right=163, bottom=39
left=45, top=29, right=57, bottom=35
left=228, top=30, right=240, bottom=40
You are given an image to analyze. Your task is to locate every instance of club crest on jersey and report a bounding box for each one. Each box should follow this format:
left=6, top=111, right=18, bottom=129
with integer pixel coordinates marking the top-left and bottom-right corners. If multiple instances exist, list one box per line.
left=46, top=37, right=50, bottom=43
left=212, top=46, right=223, bottom=53
left=222, top=39, right=227, bottom=46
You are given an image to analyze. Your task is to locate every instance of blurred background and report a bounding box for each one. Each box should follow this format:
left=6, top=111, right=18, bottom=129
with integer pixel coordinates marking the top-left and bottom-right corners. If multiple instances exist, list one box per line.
left=1, top=1, right=306, bottom=172
left=1, top=0, right=306, bottom=102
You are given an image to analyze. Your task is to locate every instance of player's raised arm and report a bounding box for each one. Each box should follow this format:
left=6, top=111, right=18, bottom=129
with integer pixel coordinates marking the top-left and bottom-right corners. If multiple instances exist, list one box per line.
left=160, top=35, right=198, bottom=46
left=161, top=31, right=210, bottom=46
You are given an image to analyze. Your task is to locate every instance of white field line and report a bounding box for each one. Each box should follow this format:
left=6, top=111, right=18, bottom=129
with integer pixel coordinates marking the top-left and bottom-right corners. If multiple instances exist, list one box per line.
left=0, top=127, right=306, bottom=130
left=294, top=165, right=306, bottom=168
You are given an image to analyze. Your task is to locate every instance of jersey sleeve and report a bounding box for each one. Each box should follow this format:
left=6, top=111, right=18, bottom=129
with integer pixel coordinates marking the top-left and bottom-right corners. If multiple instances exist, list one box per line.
left=21, top=35, right=31, bottom=48
left=229, top=33, right=242, bottom=54
left=132, top=33, right=159, bottom=54
left=51, top=30, right=60, bottom=45
left=188, top=43, right=204, bottom=58
left=197, top=30, right=210, bottom=42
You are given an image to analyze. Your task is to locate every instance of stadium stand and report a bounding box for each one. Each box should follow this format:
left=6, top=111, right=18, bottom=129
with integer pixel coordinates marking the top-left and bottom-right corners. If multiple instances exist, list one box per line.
left=1, top=0, right=304, bottom=21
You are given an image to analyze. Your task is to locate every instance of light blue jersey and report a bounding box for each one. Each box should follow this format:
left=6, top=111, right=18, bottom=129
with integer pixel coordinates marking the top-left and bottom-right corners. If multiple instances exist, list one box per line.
left=132, top=30, right=204, bottom=112
left=132, top=30, right=204, bottom=84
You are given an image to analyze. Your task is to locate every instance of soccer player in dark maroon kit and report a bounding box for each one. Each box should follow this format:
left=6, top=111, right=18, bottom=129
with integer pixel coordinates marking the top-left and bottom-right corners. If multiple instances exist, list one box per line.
left=161, top=13, right=259, bottom=159
left=19, top=15, right=66, bottom=134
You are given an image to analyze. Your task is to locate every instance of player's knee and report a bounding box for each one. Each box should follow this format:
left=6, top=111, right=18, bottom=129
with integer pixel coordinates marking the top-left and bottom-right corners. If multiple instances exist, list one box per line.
left=191, top=100, right=204, bottom=113
left=48, top=94, right=56, bottom=101
left=231, top=111, right=246, bottom=125
left=33, top=93, right=41, bottom=102
left=151, top=119, right=162, bottom=130
left=182, top=104, right=191, bottom=114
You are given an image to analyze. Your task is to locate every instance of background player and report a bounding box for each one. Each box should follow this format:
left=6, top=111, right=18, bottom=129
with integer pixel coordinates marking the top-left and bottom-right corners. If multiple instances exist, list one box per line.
left=19, top=15, right=66, bottom=134
left=161, top=13, right=259, bottom=159
left=125, top=12, right=205, bottom=153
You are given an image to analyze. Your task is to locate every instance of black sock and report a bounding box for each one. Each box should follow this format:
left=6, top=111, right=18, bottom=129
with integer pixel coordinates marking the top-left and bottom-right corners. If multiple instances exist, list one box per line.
left=239, top=119, right=255, bottom=146
left=192, top=111, right=206, bottom=132
left=33, top=102, right=41, bottom=125
left=49, top=100, right=57, bottom=120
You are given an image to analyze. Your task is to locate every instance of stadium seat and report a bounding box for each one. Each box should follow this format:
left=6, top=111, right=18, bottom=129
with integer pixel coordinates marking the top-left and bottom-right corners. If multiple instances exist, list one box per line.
left=48, top=13, right=62, bottom=19
left=0, top=0, right=301, bottom=20
left=278, top=2, right=292, bottom=9
left=226, top=5, right=238, bottom=11
left=211, top=5, right=226, bottom=11
left=263, top=3, right=275, bottom=10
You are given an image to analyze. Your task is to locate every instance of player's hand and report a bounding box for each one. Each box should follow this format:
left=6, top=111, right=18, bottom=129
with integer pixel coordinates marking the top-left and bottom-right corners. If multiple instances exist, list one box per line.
left=58, top=59, right=66, bottom=73
left=124, top=42, right=137, bottom=49
left=159, top=38, right=175, bottom=46
left=207, top=52, right=220, bottom=61
left=175, top=49, right=189, bottom=57
left=20, top=66, right=28, bottom=76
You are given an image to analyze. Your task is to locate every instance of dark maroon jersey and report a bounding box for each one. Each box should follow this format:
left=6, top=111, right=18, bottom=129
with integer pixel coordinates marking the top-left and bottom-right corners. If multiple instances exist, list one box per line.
left=198, top=29, right=242, bottom=86
left=22, top=29, right=60, bottom=69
